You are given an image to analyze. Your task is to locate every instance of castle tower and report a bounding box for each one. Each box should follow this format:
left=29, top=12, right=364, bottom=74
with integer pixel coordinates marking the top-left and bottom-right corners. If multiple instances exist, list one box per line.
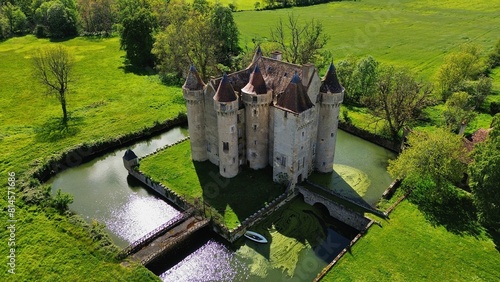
left=214, top=73, right=239, bottom=178
left=242, top=66, right=272, bottom=169
left=315, top=62, right=344, bottom=173
left=183, top=65, right=208, bottom=161
left=273, top=72, right=315, bottom=184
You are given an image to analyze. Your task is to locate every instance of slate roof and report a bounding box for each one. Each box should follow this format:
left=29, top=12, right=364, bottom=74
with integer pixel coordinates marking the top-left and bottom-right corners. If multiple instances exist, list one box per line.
left=241, top=65, right=268, bottom=95
left=123, top=149, right=138, bottom=161
left=183, top=65, right=205, bottom=91
left=213, top=73, right=237, bottom=102
left=276, top=72, right=314, bottom=114
left=320, top=62, right=343, bottom=94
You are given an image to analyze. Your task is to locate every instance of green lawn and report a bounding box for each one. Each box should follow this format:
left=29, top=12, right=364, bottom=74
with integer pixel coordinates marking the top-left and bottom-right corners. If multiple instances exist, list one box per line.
left=323, top=200, right=500, bottom=281
left=139, top=140, right=285, bottom=229
left=234, top=0, right=500, bottom=79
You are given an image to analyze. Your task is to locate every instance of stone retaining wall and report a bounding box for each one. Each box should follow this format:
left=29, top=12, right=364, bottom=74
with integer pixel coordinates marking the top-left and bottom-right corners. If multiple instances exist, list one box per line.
left=339, top=121, right=400, bottom=153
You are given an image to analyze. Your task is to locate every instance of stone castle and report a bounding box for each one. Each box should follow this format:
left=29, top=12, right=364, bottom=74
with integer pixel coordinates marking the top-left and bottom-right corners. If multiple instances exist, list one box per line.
left=183, top=48, right=344, bottom=185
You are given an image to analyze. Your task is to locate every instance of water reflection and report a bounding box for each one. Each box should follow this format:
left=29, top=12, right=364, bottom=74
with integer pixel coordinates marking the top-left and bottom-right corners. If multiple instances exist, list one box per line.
left=159, top=240, right=250, bottom=282
left=49, top=127, right=188, bottom=247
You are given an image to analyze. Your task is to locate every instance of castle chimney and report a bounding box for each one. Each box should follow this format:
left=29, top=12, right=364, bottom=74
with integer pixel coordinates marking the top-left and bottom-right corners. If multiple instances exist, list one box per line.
left=271, top=51, right=282, bottom=61
left=301, top=63, right=314, bottom=87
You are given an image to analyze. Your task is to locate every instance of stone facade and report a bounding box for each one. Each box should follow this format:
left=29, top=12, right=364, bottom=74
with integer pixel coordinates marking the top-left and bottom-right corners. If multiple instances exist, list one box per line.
left=183, top=48, right=344, bottom=185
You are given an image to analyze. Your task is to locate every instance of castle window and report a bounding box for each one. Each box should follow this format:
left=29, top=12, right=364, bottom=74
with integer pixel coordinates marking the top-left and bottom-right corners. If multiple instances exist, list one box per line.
left=233, top=157, right=236, bottom=163
left=253, top=96, right=257, bottom=103
left=284, top=112, right=288, bottom=118
left=302, top=131, right=305, bottom=137
left=253, top=109, right=257, bottom=116
left=253, top=124, right=257, bottom=131
left=254, top=140, right=257, bottom=145
left=207, top=143, right=211, bottom=152
left=331, top=133, right=334, bottom=138
left=281, top=156, right=287, bottom=167
left=220, top=103, right=226, bottom=111
left=303, top=157, right=305, bottom=168
left=223, top=142, right=229, bottom=152
left=230, top=125, right=235, bottom=133
left=238, top=128, right=243, bottom=138
left=237, top=114, right=241, bottom=123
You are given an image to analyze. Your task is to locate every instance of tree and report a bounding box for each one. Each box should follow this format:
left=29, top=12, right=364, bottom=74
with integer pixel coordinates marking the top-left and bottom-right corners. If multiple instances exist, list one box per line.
left=153, top=1, right=240, bottom=80
left=443, top=91, right=476, bottom=132
left=34, top=0, right=79, bottom=38
left=436, top=44, right=486, bottom=100
left=469, top=114, right=500, bottom=231
left=337, top=55, right=379, bottom=105
left=52, top=188, right=74, bottom=213
left=32, top=45, right=74, bottom=124
left=366, top=65, right=432, bottom=140
left=488, top=38, right=500, bottom=69
left=1, top=2, right=28, bottom=34
left=210, top=3, right=240, bottom=69
left=270, top=13, right=328, bottom=65
left=389, top=128, right=468, bottom=186
left=77, top=0, right=115, bottom=35
left=117, top=0, right=157, bottom=67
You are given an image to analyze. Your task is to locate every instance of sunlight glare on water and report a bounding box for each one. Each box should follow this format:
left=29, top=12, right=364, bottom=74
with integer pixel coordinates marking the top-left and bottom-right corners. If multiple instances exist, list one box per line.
left=103, top=193, right=180, bottom=243
left=159, top=240, right=250, bottom=282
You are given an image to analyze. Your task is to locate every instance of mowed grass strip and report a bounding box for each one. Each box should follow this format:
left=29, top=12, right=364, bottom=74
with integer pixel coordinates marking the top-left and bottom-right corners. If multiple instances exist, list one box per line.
left=323, top=200, right=500, bottom=281
left=140, top=140, right=284, bottom=229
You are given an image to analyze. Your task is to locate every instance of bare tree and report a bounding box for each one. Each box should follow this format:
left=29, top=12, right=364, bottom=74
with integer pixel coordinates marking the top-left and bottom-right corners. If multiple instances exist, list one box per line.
left=270, top=13, right=328, bottom=65
left=32, top=45, right=75, bottom=124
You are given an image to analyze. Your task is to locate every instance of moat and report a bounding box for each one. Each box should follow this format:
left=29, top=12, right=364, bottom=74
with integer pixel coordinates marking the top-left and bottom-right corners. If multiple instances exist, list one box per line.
left=49, top=126, right=395, bottom=281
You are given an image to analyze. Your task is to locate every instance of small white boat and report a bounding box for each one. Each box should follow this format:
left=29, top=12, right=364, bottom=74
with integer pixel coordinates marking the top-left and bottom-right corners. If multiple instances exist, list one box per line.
left=244, top=231, right=268, bottom=244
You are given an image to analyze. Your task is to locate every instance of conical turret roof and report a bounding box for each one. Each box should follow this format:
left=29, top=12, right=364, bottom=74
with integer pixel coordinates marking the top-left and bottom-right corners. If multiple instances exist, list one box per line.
left=320, top=62, right=343, bottom=94
left=123, top=149, right=138, bottom=161
left=276, top=72, right=314, bottom=114
left=214, top=73, right=237, bottom=102
left=183, top=65, right=205, bottom=91
left=242, top=66, right=268, bottom=95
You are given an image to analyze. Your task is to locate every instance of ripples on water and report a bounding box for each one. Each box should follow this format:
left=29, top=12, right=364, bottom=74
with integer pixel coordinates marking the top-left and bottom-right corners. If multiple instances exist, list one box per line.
left=103, top=194, right=181, bottom=243
left=159, top=240, right=250, bottom=282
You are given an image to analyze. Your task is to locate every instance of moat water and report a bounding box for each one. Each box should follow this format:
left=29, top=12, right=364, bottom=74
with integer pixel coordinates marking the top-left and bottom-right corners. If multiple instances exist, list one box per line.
left=49, top=126, right=395, bottom=281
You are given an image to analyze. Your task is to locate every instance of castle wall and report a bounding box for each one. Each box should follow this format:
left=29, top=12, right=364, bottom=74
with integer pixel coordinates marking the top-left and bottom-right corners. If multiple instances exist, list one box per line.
left=315, top=92, right=344, bottom=173
left=272, top=107, right=315, bottom=184
left=215, top=99, right=239, bottom=178
left=183, top=88, right=207, bottom=161
left=204, top=85, right=219, bottom=166
left=243, top=91, right=272, bottom=169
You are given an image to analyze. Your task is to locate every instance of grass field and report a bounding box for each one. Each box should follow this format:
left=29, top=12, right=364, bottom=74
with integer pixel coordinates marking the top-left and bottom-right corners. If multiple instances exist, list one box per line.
left=140, top=140, right=284, bottom=229
left=234, top=0, right=500, bottom=79
left=324, top=200, right=500, bottom=281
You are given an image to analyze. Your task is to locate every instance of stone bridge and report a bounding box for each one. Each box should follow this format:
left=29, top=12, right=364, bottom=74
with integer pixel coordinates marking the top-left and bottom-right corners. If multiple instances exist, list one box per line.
left=297, top=186, right=371, bottom=231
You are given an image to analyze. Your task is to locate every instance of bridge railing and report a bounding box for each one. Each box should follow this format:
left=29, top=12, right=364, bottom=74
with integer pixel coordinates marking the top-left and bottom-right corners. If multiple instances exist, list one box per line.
left=117, top=208, right=194, bottom=259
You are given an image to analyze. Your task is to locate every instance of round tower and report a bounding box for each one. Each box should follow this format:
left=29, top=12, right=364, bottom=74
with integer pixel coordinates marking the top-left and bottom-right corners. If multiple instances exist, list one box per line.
left=183, top=65, right=208, bottom=161
left=214, top=73, right=239, bottom=178
left=242, top=66, right=272, bottom=170
left=316, top=63, right=344, bottom=173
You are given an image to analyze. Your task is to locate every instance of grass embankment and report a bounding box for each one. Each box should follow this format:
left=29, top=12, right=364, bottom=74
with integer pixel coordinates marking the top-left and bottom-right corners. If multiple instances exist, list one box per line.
left=0, top=35, right=185, bottom=281
left=324, top=200, right=500, bottom=281
left=235, top=0, right=500, bottom=133
left=139, top=140, right=284, bottom=229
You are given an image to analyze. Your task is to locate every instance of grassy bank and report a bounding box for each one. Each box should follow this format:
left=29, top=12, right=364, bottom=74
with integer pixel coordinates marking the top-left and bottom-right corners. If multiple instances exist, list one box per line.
left=324, top=200, right=500, bottom=281
left=139, top=140, right=284, bottom=229
left=0, top=35, right=184, bottom=281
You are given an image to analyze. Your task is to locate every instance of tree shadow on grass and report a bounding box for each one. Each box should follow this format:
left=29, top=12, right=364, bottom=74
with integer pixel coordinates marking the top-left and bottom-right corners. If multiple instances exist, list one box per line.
left=119, top=62, right=157, bottom=76
left=486, top=229, right=500, bottom=253
left=34, top=116, right=84, bottom=143
left=414, top=193, right=482, bottom=237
